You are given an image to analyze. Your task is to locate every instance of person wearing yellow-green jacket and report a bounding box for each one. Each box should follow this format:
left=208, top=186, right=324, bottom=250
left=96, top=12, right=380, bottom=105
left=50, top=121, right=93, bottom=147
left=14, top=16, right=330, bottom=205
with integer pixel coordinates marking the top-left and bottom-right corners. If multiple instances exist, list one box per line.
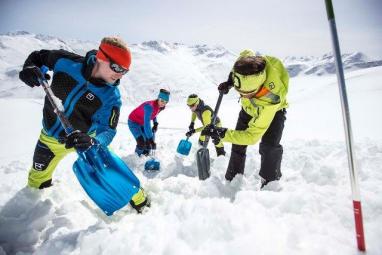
left=201, top=49, right=289, bottom=188
left=185, top=94, right=226, bottom=157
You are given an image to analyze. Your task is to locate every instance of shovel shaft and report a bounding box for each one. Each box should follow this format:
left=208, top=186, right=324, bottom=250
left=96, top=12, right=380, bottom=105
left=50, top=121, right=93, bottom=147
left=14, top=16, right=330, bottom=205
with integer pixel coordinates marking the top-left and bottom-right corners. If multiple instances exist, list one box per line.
left=39, top=66, right=74, bottom=134
left=211, top=92, right=224, bottom=125
left=203, top=91, right=224, bottom=148
left=197, top=91, right=224, bottom=180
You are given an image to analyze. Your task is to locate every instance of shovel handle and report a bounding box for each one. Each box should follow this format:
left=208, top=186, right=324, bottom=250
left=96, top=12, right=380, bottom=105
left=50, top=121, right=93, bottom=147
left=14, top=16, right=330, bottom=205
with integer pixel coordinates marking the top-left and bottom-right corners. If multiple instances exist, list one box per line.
left=39, top=66, right=74, bottom=134
left=203, top=91, right=224, bottom=148
left=211, top=91, right=224, bottom=125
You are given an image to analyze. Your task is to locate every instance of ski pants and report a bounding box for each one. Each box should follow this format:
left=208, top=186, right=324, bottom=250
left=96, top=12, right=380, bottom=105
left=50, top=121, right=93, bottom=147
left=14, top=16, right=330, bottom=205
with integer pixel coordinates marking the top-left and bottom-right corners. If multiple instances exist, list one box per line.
left=128, top=120, right=152, bottom=156
left=28, top=131, right=144, bottom=204
left=225, top=108, right=286, bottom=182
left=28, top=131, right=75, bottom=189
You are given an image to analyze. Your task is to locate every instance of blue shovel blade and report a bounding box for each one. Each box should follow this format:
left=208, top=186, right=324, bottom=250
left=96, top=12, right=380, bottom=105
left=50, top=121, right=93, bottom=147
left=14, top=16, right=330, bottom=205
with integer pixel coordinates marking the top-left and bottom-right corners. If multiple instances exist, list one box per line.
left=144, top=159, right=160, bottom=171
left=177, top=139, right=192, bottom=156
left=73, top=145, right=140, bottom=216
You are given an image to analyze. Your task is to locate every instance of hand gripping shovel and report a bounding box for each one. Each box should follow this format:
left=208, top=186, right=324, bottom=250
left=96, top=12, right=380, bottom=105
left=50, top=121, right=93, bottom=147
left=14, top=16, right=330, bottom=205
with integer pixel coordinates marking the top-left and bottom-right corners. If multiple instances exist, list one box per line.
left=144, top=133, right=160, bottom=171
left=39, top=66, right=140, bottom=216
left=196, top=91, right=224, bottom=180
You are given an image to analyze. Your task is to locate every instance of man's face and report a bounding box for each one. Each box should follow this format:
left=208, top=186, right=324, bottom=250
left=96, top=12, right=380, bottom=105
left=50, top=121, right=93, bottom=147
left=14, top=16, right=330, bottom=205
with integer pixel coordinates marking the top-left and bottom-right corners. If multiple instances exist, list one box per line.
left=97, top=59, right=125, bottom=84
left=189, top=103, right=197, bottom=112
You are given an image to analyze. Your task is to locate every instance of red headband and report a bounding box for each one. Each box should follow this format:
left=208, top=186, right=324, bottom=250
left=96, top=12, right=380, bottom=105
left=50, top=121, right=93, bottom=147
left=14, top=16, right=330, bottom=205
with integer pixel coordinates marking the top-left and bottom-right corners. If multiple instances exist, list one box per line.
left=96, top=42, right=131, bottom=69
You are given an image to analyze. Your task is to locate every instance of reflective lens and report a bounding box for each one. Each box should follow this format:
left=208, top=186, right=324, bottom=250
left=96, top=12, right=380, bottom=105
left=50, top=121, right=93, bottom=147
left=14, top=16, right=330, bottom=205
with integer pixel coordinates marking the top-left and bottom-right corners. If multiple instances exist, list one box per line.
left=159, top=98, right=168, bottom=104
left=99, top=48, right=129, bottom=74
left=110, top=62, right=129, bottom=74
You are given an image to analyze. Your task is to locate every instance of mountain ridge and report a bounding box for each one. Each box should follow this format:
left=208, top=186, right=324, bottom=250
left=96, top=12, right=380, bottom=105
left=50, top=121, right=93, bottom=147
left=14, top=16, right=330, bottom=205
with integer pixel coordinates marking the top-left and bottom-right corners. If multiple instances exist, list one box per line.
left=1, top=32, right=381, bottom=102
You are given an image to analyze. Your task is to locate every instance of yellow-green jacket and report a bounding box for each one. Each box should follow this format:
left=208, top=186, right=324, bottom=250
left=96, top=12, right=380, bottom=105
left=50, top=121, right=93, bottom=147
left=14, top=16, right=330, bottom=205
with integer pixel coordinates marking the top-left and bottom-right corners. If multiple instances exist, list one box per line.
left=222, top=56, right=289, bottom=145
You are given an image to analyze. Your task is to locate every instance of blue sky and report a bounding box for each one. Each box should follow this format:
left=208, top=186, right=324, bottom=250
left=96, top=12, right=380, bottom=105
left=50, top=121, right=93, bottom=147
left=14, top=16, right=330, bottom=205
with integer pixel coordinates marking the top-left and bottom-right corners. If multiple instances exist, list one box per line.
left=1, top=0, right=381, bottom=58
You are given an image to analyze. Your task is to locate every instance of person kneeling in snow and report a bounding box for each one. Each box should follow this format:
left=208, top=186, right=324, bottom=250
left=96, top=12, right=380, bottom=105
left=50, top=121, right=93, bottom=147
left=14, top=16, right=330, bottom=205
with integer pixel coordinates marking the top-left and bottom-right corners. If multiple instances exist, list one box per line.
left=128, top=89, right=170, bottom=156
left=185, top=94, right=226, bottom=157
left=19, top=36, right=149, bottom=213
left=201, top=49, right=289, bottom=189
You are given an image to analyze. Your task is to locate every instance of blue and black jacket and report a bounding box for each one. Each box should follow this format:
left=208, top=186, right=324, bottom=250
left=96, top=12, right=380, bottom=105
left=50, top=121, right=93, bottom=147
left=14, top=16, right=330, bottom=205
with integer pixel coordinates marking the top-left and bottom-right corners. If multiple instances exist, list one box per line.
left=23, top=49, right=121, bottom=146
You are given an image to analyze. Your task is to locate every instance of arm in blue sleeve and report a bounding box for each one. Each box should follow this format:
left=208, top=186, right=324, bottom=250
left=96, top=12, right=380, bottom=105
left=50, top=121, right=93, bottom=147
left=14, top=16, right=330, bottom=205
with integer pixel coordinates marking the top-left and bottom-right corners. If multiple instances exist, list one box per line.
left=94, top=104, right=120, bottom=146
left=95, top=128, right=116, bottom=146
left=143, top=104, right=154, bottom=139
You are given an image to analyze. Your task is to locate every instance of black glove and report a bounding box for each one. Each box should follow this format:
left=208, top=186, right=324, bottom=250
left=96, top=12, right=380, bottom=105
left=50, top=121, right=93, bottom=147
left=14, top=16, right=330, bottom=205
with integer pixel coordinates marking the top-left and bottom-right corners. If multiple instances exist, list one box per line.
left=188, top=122, right=195, bottom=131
left=146, top=138, right=156, bottom=150
left=185, top=128, right=195, bottom=137
left=152, top=122, right=158, bottom=133
left=19, top=66, right=50, bottom=88
left=218, top=81, right=233, bottom=94
left=201, top=124, right=227, bottom=145
left=65, top=130, right=96, bottom=150
left=211, top=137, right=222, bottom=145
left=136, top=136, right=146, bottom=149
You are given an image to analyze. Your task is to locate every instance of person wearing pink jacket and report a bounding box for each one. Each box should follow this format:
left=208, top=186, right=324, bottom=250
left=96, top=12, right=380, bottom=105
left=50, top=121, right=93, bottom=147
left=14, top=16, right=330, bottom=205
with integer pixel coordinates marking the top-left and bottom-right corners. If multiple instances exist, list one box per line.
left=128, top=89, right=170, bottom=156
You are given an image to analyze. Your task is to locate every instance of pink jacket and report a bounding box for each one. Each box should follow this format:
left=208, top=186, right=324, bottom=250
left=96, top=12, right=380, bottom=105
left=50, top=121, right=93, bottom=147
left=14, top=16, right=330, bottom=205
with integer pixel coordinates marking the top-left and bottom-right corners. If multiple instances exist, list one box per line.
left=128, top=100, right=160, bottom=125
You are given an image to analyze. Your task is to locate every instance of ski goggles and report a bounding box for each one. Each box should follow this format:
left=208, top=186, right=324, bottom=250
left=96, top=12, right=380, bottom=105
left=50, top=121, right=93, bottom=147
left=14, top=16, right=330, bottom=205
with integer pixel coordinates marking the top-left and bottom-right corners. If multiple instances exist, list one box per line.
left=98, top=48, right=129, bottom=74
left=188, top=102, right=197, bottom=108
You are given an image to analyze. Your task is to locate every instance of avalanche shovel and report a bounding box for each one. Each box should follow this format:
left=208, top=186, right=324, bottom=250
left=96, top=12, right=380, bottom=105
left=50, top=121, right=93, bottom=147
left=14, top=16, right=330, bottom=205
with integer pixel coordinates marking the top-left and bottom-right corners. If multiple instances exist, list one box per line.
left=176, top=136, right=192, bottom=156
left=144, top=150, right=160, bottom=171
left=39, top=66, right=140, bottom=216
left=196, top=91, right=224, bottom=180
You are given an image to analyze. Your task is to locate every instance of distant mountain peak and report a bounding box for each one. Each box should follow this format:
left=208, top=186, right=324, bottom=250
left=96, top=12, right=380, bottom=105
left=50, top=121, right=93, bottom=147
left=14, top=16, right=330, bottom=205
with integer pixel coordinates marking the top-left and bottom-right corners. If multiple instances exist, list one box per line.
left=190, top=44, right=233, bottom=58
left=4, top=30, right=32, bottom=36
left=139, top=40, right=180, bottom=53
left=284, top=51, right=381, bottom=77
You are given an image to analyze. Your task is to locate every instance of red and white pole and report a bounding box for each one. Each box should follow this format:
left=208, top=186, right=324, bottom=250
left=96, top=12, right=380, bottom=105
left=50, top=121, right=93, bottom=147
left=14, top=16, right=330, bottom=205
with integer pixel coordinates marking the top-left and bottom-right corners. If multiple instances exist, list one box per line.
left=324, top=0, right=366, bottom=251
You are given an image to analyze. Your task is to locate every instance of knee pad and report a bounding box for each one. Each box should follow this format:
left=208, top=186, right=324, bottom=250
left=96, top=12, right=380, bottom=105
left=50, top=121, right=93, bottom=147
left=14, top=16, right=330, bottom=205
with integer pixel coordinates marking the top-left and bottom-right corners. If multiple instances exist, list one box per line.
left=32, top=141, right=55, bottom=171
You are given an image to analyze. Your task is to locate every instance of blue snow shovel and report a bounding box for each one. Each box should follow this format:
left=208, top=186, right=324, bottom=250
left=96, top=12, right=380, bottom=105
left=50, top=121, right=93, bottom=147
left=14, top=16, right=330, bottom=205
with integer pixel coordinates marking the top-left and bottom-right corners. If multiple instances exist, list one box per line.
left=144, top=150, right=160, bottom=171
left=177, top=137, right=192, bottom=156
left=39, top=66, right=140, bottom=216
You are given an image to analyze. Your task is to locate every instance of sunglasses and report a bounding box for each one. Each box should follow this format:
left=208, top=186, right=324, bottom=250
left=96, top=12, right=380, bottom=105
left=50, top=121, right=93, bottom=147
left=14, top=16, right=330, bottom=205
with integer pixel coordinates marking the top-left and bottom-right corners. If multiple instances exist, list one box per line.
left=158, top=98, right=168, bottom=104
left=98, top=48, right=129, bottom=75
left=188, top=103, right=197, bottom=108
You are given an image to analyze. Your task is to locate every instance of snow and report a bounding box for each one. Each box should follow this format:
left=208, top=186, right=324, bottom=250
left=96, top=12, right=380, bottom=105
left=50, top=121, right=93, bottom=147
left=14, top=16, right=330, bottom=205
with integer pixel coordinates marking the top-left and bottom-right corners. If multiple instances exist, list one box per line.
left=0, top=33, right=382, bottom=255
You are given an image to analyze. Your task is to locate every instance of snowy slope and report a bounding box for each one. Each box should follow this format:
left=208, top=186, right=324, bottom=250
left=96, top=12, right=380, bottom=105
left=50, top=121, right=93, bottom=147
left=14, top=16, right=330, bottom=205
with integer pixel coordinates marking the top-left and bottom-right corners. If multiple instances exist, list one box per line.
left=1, top=33, right=382, bottom=255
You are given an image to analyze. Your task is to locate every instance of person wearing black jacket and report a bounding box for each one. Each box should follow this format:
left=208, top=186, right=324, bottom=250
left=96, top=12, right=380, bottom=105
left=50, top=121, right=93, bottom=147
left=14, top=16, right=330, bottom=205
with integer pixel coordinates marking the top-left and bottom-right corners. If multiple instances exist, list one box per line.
left=185, top=94, right=226, bottom=156
left=19, top=36, right=149, bottom=213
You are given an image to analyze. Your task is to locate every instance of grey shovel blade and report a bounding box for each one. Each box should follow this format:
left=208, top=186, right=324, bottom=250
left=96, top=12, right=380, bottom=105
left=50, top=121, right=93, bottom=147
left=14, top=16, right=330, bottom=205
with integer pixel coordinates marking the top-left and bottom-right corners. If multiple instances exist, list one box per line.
left=196, top=147, right=210, bottom=180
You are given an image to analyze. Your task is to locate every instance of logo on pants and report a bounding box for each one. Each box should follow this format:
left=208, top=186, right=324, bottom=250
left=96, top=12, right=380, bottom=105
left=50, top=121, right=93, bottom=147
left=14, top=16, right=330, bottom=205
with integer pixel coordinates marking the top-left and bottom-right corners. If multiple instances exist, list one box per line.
left=34, top=162, right=45, bottom=171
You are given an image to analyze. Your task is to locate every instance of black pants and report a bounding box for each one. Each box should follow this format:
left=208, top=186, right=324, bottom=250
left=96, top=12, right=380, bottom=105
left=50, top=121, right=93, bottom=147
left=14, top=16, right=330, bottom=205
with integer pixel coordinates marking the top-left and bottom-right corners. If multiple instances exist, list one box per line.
left=225, top=108, right=286, bottom=181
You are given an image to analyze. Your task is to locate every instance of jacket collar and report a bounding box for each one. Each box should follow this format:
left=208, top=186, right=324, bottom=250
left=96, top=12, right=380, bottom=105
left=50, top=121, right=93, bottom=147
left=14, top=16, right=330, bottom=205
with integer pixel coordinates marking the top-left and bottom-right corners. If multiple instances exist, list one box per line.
left=195, top=99, right=205, bottom=112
